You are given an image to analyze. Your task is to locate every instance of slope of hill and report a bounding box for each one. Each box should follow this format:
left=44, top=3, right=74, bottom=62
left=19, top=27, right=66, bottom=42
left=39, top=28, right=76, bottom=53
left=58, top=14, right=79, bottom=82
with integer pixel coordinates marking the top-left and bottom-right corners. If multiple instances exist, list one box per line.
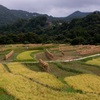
left=0, top=5, right=94, bottom=26
left=0, top=5, right=19, bottom=26
left=0, top=12, right=100, bottom=45
left=11, top=10, right=41, bottom=19
left=66, top=11, right=90, bottom=20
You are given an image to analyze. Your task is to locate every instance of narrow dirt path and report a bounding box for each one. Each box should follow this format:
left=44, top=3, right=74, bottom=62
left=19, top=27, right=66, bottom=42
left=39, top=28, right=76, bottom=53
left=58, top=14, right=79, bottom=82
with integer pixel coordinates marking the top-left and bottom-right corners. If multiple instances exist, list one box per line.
left=1, top=53, right=100, bottom=64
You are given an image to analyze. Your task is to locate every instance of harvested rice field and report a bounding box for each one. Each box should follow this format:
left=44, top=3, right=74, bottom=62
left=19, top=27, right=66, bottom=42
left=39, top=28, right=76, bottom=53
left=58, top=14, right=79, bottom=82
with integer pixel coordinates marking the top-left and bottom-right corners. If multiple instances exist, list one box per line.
left=0, top=44, right=100, bottom=100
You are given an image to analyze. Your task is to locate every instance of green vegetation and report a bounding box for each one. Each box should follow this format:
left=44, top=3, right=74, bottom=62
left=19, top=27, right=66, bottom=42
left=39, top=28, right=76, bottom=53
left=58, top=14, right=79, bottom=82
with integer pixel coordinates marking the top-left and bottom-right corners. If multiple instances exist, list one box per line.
left=80, top=55, right=100, bottom=62
left=63, top=61, right=100, bottom=76
left=0, top=88, right=15, bottom=100
left=0, top=5, right=90, bottom=26
left=55, top=62, right=89, bottom=74
left=0, top=11, right=100, bottom=45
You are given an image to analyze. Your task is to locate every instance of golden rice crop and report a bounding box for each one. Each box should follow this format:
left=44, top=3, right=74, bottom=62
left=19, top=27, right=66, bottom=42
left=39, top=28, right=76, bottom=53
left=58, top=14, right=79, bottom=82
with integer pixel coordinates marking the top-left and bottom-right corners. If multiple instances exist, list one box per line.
left=64, top=74, right=100, bottom=94
left=0, top=69, right=99, bottom=100
left=86, top=58, right=100, bottom=66
left=16, top=50, right=39, bottom=60
left=0, top=63, right=7, bottom=73
left=7, top=62, right=66, bottom=89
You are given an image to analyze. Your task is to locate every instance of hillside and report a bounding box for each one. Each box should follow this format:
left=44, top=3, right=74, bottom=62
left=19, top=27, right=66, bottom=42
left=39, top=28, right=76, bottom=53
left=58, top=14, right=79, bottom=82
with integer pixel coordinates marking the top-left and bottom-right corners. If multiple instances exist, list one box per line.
left=66, top=11, right=90, bottom=20
left=0, top=5, right=93, bottom=26
left=11, top=10, right=44, bottom=19
left=0, top=12, right=100, bottom=45
left=0, top=5, right=19, bottom=26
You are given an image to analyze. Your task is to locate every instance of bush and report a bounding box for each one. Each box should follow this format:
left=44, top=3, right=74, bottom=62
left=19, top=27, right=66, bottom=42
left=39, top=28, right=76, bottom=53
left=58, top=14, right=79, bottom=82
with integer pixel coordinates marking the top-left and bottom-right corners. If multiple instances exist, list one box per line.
left=24, top=41, right=30, bottom=44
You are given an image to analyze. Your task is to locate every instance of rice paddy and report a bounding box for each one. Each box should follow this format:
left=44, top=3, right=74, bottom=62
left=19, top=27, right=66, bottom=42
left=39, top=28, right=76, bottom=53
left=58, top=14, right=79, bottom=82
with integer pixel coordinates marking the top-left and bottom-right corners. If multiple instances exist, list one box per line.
left=0, top=44, right=100, bottom=100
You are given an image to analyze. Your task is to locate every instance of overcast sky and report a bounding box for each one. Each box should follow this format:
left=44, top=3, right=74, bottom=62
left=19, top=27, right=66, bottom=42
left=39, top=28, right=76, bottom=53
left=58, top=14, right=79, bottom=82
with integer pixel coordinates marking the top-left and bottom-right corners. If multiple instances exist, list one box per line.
left=0, top=0, right=100, bottom=17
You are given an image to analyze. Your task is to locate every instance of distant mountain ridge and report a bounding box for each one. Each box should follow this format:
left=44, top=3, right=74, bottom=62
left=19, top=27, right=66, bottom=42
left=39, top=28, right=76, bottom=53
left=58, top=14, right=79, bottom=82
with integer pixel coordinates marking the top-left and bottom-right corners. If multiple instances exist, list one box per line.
left=66, top=11, right=91, bottom=20
left=0, top=5, right=19, bottom=25
left=0, top=4, right=98, bottom=26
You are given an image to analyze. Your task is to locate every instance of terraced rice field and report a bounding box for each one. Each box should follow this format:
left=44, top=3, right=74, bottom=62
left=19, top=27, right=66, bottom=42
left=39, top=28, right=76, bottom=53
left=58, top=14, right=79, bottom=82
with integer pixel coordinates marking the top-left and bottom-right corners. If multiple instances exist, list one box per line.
left=0, top=63, right=100, bottom=100
left=0, top=44, right=100, bottom=100
left=6, top=62, right=66, bottom=89
left=16, top=50, right=39, bottom=61
left=86, top=58, right=100, bottom=66
left=64, top=74, right=100, bottom=94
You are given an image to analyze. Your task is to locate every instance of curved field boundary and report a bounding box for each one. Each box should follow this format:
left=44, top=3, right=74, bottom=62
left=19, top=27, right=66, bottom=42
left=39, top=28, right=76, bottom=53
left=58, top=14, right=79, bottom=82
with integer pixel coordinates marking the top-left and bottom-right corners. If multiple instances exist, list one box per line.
left=6, top=62, right=66, bottom=89
left=16, top=50, right=39, bottom=61
left=0, top=63, right=8, bottom=73
left=86, top=58, right=100, bottom=66
left=0, top=73, right=98, bottom=100
left=1, top=53, right=100, bottom=64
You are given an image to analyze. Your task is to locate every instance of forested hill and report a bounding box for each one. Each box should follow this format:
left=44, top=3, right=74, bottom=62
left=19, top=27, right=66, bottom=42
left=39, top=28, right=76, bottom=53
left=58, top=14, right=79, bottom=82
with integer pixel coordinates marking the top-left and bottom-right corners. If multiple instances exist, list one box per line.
left=0, top=12, right=100, bottom=45
left=0, top=5, right=19, bottom=26
left=0, top=5, right=94, bottom=26
left=66, top=11, right=90, bottom=20
left=0, top=15, right=47, bottom=34
left=42, top=12, right=100, bottom=45
left=0, top=5, right=47, bottom=26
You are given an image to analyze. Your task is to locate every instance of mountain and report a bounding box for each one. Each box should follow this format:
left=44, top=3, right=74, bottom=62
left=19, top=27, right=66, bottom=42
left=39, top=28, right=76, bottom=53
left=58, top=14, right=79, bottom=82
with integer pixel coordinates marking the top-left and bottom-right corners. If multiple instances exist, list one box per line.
left=0, top=5, right=98, bottom=26
left=0, top=12, right=100, bottom=45
left=11, top=10, right=41, bottom=19
left=0, top=5, right=19, bottom=26
left=66, top=11, right=91, bottom=20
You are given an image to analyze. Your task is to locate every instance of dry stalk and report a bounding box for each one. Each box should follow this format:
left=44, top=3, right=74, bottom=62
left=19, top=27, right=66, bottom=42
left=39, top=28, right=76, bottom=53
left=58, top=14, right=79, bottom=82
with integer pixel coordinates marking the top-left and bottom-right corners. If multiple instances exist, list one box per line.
left=39, top=59, right=50, bottom=72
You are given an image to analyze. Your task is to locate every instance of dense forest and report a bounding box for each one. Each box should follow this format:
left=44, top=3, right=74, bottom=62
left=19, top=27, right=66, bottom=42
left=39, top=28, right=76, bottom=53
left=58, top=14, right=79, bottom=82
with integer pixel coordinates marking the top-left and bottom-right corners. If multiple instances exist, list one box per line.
left=0, top=12, right=100, bottom=45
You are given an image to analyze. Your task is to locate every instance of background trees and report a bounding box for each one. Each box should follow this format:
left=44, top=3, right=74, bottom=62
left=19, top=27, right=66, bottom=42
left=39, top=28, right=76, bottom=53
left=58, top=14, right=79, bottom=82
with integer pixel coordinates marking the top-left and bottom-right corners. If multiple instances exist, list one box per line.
left=0, top=12, right=100, bottom=45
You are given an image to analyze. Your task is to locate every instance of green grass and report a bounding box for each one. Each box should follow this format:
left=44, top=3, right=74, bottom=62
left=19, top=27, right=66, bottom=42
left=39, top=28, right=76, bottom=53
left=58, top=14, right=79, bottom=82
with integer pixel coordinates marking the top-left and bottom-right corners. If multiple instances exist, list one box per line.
left=0, top=51, right=10, bottom=55
left=23, top=62, right=79, bottom=77
left=28, top=45, right=58, bottom=50
left=80, top=55, right=100, bottom=62
left=49, top=62, right=79, bottom=77
left=0, top=88, right=16, bottom=100
left=2, top=46, right=24, bottom=51
left=63, top=61, right=100, bottom=76
left=23, top=63, right=44, bottom=72
left=55, top=62, right=89, bottom=74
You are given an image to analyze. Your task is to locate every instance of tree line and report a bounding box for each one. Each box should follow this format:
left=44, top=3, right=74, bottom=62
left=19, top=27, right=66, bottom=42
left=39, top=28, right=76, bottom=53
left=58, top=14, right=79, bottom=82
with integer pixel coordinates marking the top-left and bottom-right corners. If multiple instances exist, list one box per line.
left=0, top=12, right=100, bottom=45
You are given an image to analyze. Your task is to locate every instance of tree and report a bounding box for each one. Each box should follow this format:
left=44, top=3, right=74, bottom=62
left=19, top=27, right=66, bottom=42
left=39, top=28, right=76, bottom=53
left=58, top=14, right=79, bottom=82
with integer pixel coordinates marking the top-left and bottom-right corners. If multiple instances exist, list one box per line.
left=71, top=37, right=85, bottom=45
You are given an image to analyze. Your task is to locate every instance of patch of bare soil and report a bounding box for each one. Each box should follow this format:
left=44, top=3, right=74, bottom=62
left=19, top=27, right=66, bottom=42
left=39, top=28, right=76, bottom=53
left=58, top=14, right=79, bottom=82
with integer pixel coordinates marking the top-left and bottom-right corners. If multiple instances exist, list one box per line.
left=34, top=51, right=82, bottom=61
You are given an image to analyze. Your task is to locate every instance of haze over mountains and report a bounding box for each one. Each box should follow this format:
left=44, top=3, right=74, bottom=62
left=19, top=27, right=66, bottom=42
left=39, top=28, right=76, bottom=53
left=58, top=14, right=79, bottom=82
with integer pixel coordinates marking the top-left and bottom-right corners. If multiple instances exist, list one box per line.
left=0, top=4, right=97, bottom=26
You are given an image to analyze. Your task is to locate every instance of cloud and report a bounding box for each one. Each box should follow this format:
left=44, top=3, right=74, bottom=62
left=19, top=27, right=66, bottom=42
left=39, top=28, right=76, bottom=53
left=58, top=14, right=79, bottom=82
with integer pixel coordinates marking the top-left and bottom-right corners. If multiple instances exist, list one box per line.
left=1, top=0, right=100, bottom=17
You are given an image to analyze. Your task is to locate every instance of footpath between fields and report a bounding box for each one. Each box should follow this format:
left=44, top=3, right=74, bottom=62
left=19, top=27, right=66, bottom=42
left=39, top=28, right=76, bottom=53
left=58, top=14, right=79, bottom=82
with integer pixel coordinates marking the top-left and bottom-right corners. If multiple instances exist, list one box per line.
left=1, top=53, right=100, bottom=64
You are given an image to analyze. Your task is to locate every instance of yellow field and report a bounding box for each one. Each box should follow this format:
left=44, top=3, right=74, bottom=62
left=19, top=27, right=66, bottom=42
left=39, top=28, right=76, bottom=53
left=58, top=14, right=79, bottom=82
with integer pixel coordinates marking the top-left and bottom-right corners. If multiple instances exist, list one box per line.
left=7, top=62, right=66, bottom=89
left=0, top=63, right=100, bottom=100
left=64, top=74, right=100, bottom=94
left=16, top=50, right=39, bottom=61
left=86, top=58, right=100, bottom=66
left=0, top=63, right=8, bottom=73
